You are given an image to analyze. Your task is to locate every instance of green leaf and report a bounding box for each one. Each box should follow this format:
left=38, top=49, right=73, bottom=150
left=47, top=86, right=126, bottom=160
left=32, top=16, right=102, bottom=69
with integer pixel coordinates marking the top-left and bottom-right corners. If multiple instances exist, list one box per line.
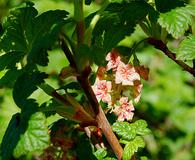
left=13, top=112, right=50, bottom=158
left=61, top=82, right=82, bottom=91
left=106, top=1, right=151, bottom=24
left=0, top=69, right=23, bottom=88
left=176, top=35, right=195, bottom=60
left=1, top=101, right=39, bottom=160
left=13, top=71, right=47, bottom=108
left=94, top=148, right=107, bottom=160
left=122, top=136, right=145, bottom=160
left=115, top=46, right=132, bottom=58
left=112, top=121, right=136, bottom=140
left=92, top=12, right=120, bottom=36
left=91, top=45, right=106, bottom=66
left=134, top=120, right=151, bottom=136
left=112, top=120, right=150, bottom=141
left=27, top=12, right=68, bottom=66
left=1, top=113, right=21, bottom=160
left=76, top=134, right=97, bottom=160
left=104, top=24, right=135, bottom=53
left=0, top=6, right=68, bottom=67
left=104, top=158, right=117, bottom=160
left=0, top=52, right=24, bottom=71
left=158, top=5, right=195, bottom=39
left=155, top=0, right=185, bottom=13
left=120, top=2, right=151, bottom=24
left=102, top=1, right=151, bottom=51
left=110, top=0, right=124, bottom=3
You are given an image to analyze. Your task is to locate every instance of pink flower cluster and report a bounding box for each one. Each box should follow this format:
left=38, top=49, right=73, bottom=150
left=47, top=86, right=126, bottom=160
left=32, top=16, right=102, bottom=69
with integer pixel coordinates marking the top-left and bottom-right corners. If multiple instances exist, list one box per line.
left=92, top=49, right=149, bottom=121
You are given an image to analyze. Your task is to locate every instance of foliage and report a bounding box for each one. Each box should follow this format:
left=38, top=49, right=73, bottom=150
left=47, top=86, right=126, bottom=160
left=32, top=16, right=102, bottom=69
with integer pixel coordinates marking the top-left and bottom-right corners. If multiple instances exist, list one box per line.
left=176, top=35, right=195, bottom=60
left=0, top=0, right=194, bottom=160
left=158, top=5, right=195, bottom=38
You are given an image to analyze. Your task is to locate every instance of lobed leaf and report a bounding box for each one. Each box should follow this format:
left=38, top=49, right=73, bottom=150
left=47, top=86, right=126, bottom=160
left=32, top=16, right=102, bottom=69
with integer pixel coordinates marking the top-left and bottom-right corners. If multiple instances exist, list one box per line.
left=0, top=5, right=68, bottom=68
left=1, top=113, right=21, bottom=160
left=0, top=69, right=23, bottom=88
left=13, top=71, right=47, bottom=108
left=94, top=148, right=107, bottom=160
left=112, top=120, right=150, bottom=141
left=0, top=52, right=24, bottom=71
left=89, top=1, right=151, bottom=54
left=1, top=100, right=45, bottom=160
left=122, top=136, right=145, bottom=160
left=155, top=0, right=185, bottom=13
left=104, top=24, right=135, bottom=53
left=112, top=121, right=137, bottom=140
left=176, top=35, right=195, bottom=60
left=134, top=119, right=151, bottom=135
left=158, top=5, right=195, bottom=39
left=13, top=112, right=50, bottom=158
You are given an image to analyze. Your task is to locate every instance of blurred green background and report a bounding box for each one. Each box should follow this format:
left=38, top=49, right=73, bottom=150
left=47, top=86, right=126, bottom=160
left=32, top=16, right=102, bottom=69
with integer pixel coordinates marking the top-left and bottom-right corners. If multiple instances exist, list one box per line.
left=0, top=0, right=195, bottom=159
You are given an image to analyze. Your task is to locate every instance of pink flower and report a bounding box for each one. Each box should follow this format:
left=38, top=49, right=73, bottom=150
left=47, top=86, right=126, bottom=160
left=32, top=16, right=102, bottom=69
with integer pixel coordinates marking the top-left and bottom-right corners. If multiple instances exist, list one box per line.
left=132, top=83, right=143, bottom=103
left=106, top=49, right=121, bottom=71
left=115, top=62, right=140, bottom=86
left=113, top=97, right=134, bottom=121
left=92, top=80, right=112, bottom=104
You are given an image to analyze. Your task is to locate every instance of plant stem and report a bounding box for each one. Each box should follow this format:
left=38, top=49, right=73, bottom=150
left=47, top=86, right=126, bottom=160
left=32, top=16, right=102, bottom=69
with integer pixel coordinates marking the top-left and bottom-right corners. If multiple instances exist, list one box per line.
left=84, top=0, right=110, bottom=45
left=148, top=38, right=195, bottom=77
left=74, top=0, right=85, bottom=44
left=77, top=73, right=123, bottom=159
left=64, top=1, right=124, bottom=158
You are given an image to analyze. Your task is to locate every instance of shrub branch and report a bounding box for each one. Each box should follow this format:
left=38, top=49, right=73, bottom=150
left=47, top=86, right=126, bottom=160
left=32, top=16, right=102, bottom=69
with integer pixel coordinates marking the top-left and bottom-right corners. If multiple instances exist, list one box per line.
left=148, top=38, right=195, bottom=77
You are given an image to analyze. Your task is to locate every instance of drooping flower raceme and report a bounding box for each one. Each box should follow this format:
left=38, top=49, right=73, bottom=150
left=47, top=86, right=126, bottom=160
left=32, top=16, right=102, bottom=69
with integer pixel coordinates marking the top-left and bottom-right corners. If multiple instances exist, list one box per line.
left=115, top=62, right=140, bottom=86
left=106, top=49, right=121, bottom=71
left=92, top=79, right=112, bottom=104
left=113, top=97, right=134, bottom=121
left=92, top=49, right=149, bottom=121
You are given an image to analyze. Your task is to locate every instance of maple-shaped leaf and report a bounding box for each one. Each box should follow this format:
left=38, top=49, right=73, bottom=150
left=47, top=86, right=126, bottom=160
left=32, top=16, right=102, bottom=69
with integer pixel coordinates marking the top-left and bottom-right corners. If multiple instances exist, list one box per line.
left=13, top=112, right=50, bottom=158
left=112, top=120, right=151, bottom=141
left=122, top=136, right=145, bottom=160
left=158, top=5, right=195, bottom=39
left=13, top=71, right=47, bottom=108
left=176, top=35, right=195, bottom=61
left=0, top=5, right=68, bottom=68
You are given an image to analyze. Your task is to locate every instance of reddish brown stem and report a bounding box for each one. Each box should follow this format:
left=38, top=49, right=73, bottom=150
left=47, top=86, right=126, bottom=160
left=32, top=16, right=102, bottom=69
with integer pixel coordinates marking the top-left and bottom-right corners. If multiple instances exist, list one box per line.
left=60, top=38, right=123, bottom=159
left=148, top=38, right=195, bottom=77
left=76, top=21, right=85, bottom=45
left=77, top=72, right=123, bottom=159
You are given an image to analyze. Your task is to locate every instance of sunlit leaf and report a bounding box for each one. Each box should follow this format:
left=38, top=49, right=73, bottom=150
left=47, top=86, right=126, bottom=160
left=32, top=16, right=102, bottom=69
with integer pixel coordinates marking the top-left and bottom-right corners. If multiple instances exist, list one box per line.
left=122, top=136, right=145, bottom=160
left=113, top=120, right=150, bottom=141
left=113, top=121, right=137, bottom=140
left=94, top=148, right=107, bottom=160
left=176, top=35, right=195, bottom=60
left=13, top=112, right=50, bottom=158
left=158, top=5, right=195, bottom=38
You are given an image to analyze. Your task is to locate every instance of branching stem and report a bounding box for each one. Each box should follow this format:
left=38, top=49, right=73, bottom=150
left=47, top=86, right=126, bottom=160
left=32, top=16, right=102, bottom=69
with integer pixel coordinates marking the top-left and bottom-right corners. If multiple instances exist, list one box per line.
left=148, top=38, right=195, bottom=77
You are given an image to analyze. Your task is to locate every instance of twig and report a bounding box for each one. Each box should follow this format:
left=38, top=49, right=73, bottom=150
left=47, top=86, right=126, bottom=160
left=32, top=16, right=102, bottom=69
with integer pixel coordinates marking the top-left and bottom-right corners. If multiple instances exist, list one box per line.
left=60, top=36, right=77, bottom=69
left=148, top=38, right=195, bottom=77
left=77, top=72, right=123, bottom=159
left=60, top=28, right=123, bottom=160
